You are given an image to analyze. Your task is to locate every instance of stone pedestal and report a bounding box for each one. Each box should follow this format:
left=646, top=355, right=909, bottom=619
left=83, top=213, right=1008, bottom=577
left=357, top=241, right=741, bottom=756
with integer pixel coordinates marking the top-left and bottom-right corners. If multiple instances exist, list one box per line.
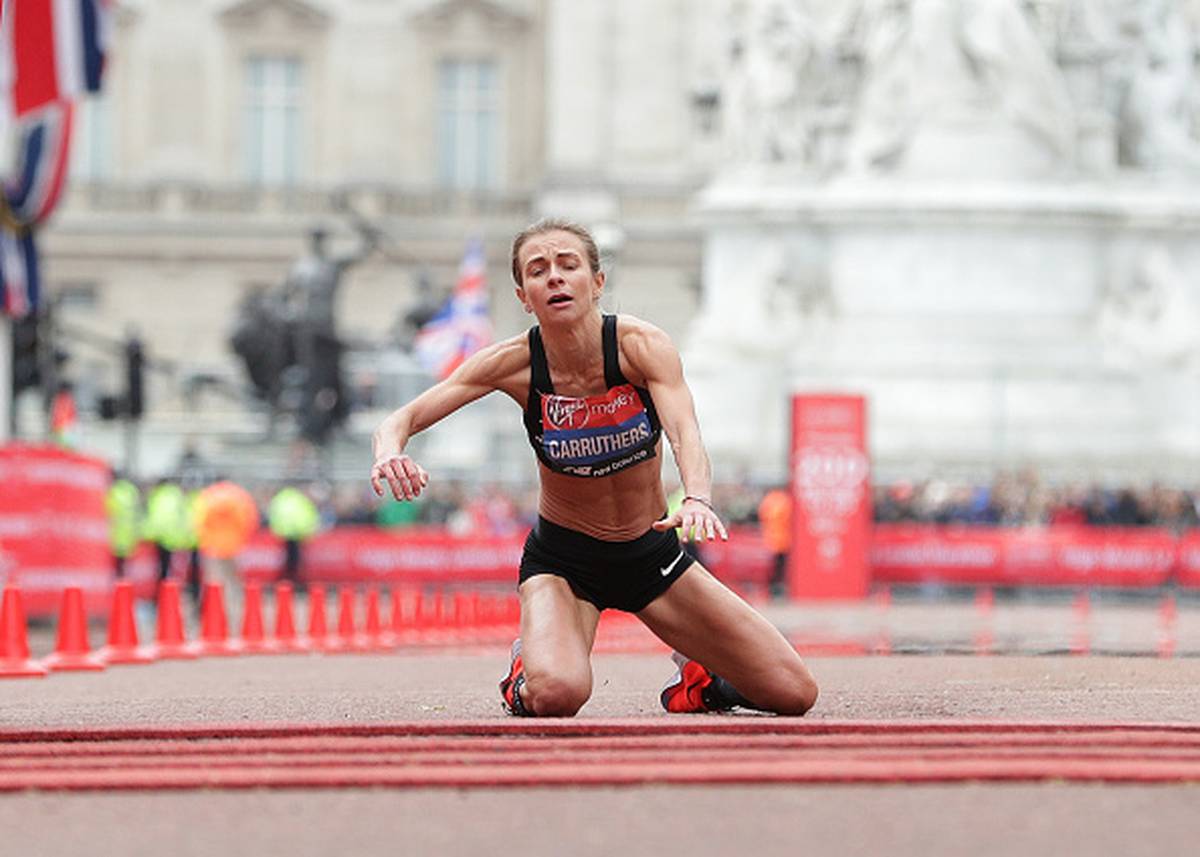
left=686, top=173, right=1200, bottom=480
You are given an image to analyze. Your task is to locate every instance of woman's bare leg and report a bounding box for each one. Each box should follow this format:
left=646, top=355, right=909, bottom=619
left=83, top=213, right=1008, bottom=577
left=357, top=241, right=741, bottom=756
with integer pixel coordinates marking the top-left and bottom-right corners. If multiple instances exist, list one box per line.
left=637, top=564, right=818, bottom=714
left=516, top=574, right=602, bottom=716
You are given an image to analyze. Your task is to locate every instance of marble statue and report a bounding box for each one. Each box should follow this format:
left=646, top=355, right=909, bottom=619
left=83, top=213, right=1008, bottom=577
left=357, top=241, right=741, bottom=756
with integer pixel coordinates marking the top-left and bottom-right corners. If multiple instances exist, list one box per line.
left=724, top=0, right=836, bottom=165
left=1114, top=0, right=1200, bottom=170
left=1097, top=244, right=1200, bottom=370
left=844, top=0, right=1075, bottom=176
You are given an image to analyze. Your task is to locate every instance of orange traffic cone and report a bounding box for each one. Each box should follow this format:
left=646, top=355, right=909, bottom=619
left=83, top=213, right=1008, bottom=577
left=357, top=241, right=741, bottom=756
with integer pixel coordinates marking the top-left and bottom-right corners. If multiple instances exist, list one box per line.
left=192, top=581, right=242, bottom=657
left=1070, top=590, right=1091, bottom=656
left=0, top=584, right=47, bottom=678
left=43, top=587, right=105, bottom=672
left=330, top=586, right=361, bottom=653
left=390, top=587, right=418, bottom=644
left=363, top=588, right=396, bottom=651
left=306, top=584, right=331, bottom=652
left=973, top=586, right=995, bottom=655
left=872, top=585, right=892, bottom=656
left=99, top=582, right=154, bottom=665
left=149, top=580, right=197, bottom=660
left=272, top=582, right=310, bottom=653
left=239, top=582, right=277, bottom=655
left=1157, top=593, right=1177, bottom=659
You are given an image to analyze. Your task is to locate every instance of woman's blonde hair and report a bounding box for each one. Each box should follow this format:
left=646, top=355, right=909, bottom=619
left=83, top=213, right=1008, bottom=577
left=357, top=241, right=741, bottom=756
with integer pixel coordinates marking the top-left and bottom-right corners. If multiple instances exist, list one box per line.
left=510, top=218, right=601, bottom=286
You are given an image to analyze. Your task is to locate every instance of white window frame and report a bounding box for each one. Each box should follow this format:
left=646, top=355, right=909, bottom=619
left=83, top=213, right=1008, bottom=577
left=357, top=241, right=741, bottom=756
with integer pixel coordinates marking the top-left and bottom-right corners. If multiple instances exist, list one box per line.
left=437, top=59, right=502, bottom=190
left=243, top=56, right=304, bottom=185
left=70, top=94, right=113, bottom=182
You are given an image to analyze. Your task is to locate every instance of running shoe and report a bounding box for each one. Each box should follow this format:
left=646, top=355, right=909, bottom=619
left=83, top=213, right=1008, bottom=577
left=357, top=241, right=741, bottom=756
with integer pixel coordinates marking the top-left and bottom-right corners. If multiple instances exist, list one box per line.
left=499, top=638, right=529, bottom=716
left=659, top=651, right=731, bottom=713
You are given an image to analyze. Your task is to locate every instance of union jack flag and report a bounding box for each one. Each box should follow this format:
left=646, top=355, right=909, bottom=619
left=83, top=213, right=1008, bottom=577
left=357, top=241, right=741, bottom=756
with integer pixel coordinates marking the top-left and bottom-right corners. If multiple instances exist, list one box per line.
left=0, top=99, right=72, bottom=318
left=0, top=226, right=39, bottom=319
left=414, top=239, right=493, bottom=380
left=5, top=0, right=111, bottom=119
left=5, top=98, right=73, bottom=227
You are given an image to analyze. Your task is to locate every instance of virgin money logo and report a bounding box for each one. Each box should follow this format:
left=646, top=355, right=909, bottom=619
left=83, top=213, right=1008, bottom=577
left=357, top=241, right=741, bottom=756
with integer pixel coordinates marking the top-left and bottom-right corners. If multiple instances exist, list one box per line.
left=544, top=395, right=589, bottom=430
left=793, top=446, right=869, bottom=490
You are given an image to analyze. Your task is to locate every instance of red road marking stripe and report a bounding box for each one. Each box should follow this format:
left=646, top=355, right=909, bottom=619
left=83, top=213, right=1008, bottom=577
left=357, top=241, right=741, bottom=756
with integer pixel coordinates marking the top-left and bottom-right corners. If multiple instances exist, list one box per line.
left=3, top=757, right=1200, bottom=791
left=3, top=719, right=1199, bottom=743
left=6, top=747, right=1200, bottom=775
left=2, top=721, right=1200, bottom=789
left=4, top=729, right=1200, bottom=758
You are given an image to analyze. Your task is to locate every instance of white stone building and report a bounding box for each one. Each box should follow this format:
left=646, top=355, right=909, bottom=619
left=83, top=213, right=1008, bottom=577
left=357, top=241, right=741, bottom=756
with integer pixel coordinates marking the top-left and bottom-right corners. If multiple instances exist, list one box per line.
left=38, top=0, right=723, bottom=481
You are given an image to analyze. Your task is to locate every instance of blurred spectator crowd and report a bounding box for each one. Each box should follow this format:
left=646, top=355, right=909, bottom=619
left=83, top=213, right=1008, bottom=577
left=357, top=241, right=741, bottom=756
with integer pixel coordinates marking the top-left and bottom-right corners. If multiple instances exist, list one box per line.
left=872, top=472, right=1200, bottom=532
left=114, top=466, right=1200, bottom=546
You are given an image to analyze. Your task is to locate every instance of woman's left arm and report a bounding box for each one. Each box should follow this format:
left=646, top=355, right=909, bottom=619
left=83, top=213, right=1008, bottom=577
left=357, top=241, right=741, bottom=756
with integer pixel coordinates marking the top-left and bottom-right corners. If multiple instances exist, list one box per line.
left=624, top=320, right=728, bottom=542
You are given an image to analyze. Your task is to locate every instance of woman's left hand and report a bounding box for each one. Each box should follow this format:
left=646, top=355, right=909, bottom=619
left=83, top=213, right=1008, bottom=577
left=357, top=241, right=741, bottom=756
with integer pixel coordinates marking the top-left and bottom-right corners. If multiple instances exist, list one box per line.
left=652, top=498, right=729, bottom=542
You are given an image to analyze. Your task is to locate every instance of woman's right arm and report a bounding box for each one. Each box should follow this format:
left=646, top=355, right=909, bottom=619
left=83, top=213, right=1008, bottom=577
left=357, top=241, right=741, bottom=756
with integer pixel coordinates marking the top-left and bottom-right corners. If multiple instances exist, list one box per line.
left=371, top=335, right=527, bottom=501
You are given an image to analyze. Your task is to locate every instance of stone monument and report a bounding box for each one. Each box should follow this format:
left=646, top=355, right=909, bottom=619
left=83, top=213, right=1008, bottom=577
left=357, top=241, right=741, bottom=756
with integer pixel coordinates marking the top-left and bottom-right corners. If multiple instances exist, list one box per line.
left=686, top=0, right=1200, bottom=480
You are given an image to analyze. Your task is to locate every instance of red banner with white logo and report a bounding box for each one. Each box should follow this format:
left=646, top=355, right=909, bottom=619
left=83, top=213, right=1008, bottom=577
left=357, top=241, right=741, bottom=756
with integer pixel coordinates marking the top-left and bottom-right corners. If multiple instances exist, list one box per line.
left=788, top=395, right=872, bottom=599
left=227, top=525, right=1200, bottom=592
left=1177, top=532, right=1200, bottom=588
left=0, top=444, right=113, bottom=615
left=871, top=524, right=1178, bottom=588
left=234, top=526, right=525, bottom=587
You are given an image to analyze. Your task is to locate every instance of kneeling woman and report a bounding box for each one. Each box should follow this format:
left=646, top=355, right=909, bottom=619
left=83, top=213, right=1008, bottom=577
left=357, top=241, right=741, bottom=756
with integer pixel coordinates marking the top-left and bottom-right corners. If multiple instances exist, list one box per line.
left=371, top=220, right=818, bottom=717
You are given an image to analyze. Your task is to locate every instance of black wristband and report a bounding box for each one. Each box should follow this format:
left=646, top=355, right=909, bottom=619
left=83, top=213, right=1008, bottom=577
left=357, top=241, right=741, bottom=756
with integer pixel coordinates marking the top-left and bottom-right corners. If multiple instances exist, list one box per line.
left=683, top=494, right=715, bottom=511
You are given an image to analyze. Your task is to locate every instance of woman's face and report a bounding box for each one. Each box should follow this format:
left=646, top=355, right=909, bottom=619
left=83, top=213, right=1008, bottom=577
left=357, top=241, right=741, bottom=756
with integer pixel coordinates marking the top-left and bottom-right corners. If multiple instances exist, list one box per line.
left=515, top=230, right=603, bottom=323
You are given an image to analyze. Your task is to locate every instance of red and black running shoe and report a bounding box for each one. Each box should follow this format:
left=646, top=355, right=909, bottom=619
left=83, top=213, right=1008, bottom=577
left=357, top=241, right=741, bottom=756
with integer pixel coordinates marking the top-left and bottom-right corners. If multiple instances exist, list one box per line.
left=499, top=638, right=531, bottom=716
left=659, top=651, right=733, bottom=713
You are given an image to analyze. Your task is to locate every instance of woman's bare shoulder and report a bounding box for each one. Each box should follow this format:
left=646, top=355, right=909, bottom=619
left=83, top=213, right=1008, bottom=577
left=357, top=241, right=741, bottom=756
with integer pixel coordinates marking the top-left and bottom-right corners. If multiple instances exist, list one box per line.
left=615, top=314, right=676, bottom=357
left=465, top=329, right=532, bottom=398
left=613, top=314, right=679, bottom=383
left=476, top=330, right=531, bottom=367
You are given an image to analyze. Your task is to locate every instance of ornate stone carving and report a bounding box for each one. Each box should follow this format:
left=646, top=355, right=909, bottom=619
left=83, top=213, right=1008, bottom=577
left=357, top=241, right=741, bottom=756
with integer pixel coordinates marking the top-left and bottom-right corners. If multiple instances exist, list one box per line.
left=1113, top=0, right=1200, bottom=170
left=408, top=0, right=531, bottom=33
left=218, top=0, right=331, bottom=31
left=723, top=0, right=841, bottom=166
left=845, top=0, right=1076, bottom=177
left=1098, top=244, right=1200, bottom=369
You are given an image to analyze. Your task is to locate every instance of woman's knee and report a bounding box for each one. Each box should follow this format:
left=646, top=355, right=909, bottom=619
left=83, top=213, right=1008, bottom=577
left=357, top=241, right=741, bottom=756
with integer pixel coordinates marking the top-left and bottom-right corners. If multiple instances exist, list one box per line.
left=747, top=663, right=819, bottom=716
left=523, top=670, right=591, bottom=717
left=777, top=672, right=819, bottom=715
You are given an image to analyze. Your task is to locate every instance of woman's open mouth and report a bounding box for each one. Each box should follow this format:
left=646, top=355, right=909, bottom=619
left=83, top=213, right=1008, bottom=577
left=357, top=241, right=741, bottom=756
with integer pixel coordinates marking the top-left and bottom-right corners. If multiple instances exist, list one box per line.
left=547, top=294, right=573, bottom=306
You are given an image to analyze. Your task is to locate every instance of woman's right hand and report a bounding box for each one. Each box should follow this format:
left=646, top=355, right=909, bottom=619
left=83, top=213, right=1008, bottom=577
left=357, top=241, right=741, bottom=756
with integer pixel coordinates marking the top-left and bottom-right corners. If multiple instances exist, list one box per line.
left=370, top=453, right=430, bottom=501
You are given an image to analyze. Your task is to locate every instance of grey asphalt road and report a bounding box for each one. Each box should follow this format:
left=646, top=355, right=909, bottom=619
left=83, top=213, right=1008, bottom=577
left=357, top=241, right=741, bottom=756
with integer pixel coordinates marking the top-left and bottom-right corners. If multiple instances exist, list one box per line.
left=7, top=592, right=1200, bottom=857
left=3, top=651, right=1200, bottom=857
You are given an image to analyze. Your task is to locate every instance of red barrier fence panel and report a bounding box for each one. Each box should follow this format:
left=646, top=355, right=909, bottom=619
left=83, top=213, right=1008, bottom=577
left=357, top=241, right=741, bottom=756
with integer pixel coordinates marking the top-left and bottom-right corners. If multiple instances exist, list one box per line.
left=871, top=525, right=1178, bottom=588
left=236, top=527, right=525, bottom=587
left=0, top=444, right=113, bottom=617
left=693, top=526, right=773, bottom=587
left=232, top=524, right=1198, bottom=592
left=1178, top=533, right=1200, bottom=589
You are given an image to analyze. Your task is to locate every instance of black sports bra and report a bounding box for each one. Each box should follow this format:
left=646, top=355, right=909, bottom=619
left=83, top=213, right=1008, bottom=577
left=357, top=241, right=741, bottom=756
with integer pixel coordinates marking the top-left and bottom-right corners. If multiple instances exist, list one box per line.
left=523, top=315, right=662, bottom=478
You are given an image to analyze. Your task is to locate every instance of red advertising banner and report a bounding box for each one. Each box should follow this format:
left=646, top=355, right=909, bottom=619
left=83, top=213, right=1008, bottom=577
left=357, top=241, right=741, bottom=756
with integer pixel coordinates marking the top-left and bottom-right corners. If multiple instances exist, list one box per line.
left=788, top=395, right=872, bottom=599
left=1177, top=532, right=1200, bottom=588
left=235, top=526, right=525, bottom=587
left=226, top=525, right=1200, bottom=593
left=0, top=443, right=113, bottom=615
left=694, top=525, right=773, bottom=590
left=871, top=524, right=1178, bottom=588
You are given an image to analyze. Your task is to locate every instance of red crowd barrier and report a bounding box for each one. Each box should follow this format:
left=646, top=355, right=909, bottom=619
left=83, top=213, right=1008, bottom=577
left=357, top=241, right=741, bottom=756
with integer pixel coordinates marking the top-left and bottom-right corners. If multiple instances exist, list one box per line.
left=232, top=523, right=1200, bottom=591
left=236, top=526, right=525, bottom=587
left=1178, top=532, right=1200, bottom=588
left=0, top=444, right=112, bottom=616
left=871, top=524, right=1180, bottom=588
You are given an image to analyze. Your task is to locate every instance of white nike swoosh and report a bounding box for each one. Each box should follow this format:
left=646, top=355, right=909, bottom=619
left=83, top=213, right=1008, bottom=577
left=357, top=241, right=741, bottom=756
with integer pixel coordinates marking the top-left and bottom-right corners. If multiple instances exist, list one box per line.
left=660, top=551, right=686, bottom=577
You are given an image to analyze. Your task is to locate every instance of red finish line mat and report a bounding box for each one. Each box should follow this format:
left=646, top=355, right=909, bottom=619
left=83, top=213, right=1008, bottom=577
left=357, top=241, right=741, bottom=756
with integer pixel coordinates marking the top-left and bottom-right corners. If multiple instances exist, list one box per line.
left=2, top=720, right=1199, bottom=790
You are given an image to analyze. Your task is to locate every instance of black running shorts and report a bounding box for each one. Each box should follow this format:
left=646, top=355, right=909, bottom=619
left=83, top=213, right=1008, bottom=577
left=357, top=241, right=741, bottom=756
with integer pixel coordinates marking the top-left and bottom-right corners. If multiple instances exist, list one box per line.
left=518, top=516, right=695, bottom=612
